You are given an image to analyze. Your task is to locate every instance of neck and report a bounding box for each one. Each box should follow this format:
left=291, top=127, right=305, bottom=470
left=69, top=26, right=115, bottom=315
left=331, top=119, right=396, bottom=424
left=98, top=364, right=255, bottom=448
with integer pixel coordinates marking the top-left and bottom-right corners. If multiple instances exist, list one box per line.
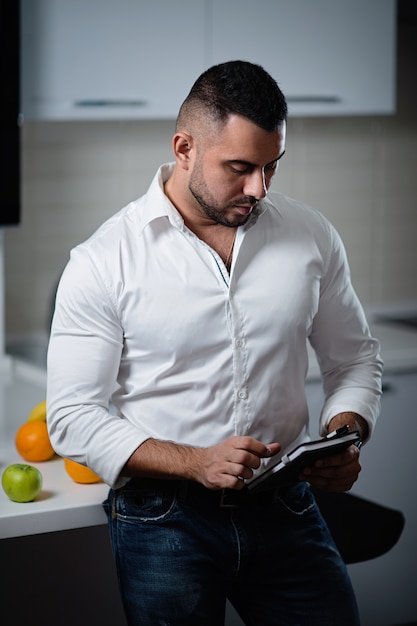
left=164, top=168, right=237, bottom=269
left=164, top=170, right=211, bottom=234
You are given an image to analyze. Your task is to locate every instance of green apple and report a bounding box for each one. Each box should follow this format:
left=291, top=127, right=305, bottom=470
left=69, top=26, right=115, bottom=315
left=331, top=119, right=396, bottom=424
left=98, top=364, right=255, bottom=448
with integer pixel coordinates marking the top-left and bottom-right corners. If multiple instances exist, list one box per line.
left=2, top=463, right=43, bottom=503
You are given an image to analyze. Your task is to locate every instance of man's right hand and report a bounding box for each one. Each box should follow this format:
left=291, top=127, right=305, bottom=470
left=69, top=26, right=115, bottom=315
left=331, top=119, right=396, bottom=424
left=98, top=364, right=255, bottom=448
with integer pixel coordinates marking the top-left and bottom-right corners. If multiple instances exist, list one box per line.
left=122, top=436, right=281, bottom=491
left=196, top=436, right=281, bottom=490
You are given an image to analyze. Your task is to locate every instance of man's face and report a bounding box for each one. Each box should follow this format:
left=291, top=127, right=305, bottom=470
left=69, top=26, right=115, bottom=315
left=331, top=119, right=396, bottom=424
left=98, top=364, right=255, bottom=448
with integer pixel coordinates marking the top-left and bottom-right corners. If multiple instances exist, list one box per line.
left=188, top=115, right=286, bottom=227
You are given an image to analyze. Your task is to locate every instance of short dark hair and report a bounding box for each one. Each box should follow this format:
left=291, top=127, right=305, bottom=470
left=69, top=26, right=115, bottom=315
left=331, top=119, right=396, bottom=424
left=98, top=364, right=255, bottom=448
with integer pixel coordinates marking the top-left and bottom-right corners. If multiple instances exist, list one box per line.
left=177, top=60, right=287, bottom=132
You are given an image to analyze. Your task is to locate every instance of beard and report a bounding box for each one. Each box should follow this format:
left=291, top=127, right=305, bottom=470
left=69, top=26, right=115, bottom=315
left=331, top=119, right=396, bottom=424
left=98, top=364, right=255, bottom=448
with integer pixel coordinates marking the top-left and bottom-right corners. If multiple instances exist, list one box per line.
left=188, top=164, right=257, bottom=228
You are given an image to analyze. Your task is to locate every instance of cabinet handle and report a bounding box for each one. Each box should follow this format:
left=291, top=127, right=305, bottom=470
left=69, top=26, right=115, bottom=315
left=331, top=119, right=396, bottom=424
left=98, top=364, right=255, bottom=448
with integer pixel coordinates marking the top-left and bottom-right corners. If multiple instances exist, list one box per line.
left=286, top=96, right=341, bottom=104
left=74, top=99, right=148, bottom=108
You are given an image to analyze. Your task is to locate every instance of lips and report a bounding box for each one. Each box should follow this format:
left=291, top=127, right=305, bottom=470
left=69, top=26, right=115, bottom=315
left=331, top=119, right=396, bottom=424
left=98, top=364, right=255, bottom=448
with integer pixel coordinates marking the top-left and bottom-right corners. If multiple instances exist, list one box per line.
left=234, top=205, right=254, bottom=215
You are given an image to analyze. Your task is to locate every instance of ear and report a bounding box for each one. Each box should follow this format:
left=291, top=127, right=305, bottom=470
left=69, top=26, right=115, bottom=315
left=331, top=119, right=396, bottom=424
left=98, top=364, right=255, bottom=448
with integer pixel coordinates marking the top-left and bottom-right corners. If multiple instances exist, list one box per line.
left=172, top=131, right=194, bottom=170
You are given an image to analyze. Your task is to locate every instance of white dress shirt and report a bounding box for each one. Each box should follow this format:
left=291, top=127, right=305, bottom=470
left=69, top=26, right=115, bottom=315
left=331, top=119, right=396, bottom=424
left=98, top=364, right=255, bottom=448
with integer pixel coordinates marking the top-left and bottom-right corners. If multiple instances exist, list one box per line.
left=47, top=163, right=383, bottom=488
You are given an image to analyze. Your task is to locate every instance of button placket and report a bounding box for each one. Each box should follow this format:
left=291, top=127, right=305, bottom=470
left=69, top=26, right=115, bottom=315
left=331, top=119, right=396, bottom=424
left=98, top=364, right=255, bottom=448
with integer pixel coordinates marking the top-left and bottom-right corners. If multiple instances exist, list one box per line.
left=228, top=291, right=250, bottom=433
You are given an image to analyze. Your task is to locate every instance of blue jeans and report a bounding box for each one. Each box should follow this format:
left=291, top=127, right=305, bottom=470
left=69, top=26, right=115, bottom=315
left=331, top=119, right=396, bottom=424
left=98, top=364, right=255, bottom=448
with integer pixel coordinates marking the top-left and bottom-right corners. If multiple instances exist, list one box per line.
left=103, top=479, right=359, bottom=626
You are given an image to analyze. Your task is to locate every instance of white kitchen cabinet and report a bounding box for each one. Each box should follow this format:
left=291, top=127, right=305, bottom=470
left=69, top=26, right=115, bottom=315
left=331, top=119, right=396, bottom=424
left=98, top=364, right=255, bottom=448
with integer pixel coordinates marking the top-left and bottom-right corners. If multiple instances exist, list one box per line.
left=21, top=0, right=396, bottom=121
left=20, top=0, right=208, bottom=120
left=211, top=0, right=396, bottom=117
left=346, top=370, right=417, bottom=626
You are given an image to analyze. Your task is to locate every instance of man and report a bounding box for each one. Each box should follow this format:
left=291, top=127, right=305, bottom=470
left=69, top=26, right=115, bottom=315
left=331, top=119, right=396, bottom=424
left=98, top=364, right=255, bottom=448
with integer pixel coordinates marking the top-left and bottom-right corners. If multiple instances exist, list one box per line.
left=47, top=61, right=383, bottom=625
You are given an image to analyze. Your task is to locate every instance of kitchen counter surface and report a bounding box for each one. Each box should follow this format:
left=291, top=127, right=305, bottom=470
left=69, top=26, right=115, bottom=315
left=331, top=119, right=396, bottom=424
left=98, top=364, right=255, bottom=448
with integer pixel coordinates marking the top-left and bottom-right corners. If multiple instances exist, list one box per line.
left=1, top=321, right=417, bottom=539
left=0, top=360, right=109, bottom=539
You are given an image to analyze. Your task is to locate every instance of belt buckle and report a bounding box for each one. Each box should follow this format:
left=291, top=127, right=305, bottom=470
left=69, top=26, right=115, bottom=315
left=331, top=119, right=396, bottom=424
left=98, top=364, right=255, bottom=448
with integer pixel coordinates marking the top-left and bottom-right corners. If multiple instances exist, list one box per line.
left=219, top=488, right=241, bottom=508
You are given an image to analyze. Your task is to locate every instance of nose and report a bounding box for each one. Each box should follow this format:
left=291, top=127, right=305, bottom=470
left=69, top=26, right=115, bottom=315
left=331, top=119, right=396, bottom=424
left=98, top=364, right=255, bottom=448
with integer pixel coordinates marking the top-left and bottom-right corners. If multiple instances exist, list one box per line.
left=243, top=168, right=268, bottom=200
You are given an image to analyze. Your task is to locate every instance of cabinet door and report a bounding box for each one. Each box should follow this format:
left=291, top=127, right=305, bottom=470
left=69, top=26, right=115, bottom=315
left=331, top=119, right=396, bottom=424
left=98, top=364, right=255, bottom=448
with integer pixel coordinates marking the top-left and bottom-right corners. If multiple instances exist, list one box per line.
left=211, top=0, right=396, bottom=116
left=347, top=371, right=417, bottom=626
left=21, top=0, right=207, bottom=120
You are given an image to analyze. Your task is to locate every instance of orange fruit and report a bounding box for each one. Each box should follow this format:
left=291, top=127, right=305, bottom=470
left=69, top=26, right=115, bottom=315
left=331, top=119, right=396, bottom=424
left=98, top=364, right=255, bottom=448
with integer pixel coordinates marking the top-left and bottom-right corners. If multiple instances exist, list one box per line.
left=15, top=420, right=55, bottom=462
left=64, top=458, right=102, bottom=484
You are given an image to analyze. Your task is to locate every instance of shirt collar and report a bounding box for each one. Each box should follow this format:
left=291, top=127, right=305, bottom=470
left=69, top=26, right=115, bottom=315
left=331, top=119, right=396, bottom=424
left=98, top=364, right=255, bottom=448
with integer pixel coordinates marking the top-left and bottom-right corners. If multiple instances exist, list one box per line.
left=137, top=163, right=184, bottom=236
left=137, top=162, right=272, bottom=236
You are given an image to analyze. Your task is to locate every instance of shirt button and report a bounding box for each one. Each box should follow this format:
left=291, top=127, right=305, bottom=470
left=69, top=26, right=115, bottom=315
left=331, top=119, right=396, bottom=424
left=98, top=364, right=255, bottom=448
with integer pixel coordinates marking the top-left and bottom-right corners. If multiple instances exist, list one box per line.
left=238, top=389, right=247, bottom=399
left=235, top=339, right=244, bottom=348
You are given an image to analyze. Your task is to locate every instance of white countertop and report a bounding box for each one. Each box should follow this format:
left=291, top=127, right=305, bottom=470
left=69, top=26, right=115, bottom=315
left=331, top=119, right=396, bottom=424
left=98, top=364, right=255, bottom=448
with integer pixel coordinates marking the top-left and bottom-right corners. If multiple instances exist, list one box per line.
left=0, top=360, right=108, bottom=539
left=1, top=321, right=416, bottom=540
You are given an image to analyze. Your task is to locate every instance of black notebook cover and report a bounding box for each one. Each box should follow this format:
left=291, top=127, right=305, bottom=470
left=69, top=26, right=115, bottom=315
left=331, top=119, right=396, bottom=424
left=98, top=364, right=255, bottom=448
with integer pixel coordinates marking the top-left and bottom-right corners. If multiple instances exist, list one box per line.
left=248, top=428, right=362, bottom=493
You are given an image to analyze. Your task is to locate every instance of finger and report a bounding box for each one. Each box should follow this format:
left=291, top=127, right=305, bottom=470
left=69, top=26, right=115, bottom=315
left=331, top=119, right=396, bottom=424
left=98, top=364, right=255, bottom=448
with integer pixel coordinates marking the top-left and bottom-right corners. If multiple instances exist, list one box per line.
left=226, top=451, right=262, bottom=474
left=232, top=445, right=281, bottom=470
left=265, top=442, right=281, bottom=457
left=306, top=473, right=360, bottom=493
left=300, top=460, right=361, bottom=492
left=232, top=436, right=281, bottom=459
left=312, top=445, right=360, bottom=470
left=227, top=463, right=254, bottom=481
left=302, top=458, right=361, bottom=479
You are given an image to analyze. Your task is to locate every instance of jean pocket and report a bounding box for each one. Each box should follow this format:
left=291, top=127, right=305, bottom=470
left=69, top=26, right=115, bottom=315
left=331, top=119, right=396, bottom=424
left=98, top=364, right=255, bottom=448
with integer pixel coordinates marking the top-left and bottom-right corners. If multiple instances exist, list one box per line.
left=113, top=486, right=178, bottom=524
left=274, top=481, right=316, bottom=518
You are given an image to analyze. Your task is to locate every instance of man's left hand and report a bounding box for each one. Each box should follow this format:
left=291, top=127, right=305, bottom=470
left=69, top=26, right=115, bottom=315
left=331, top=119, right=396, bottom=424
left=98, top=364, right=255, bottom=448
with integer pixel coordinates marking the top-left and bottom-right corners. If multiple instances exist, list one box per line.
left=298, top=410, right=367, bottom=492
left=299, top=444, right=361, bottom=492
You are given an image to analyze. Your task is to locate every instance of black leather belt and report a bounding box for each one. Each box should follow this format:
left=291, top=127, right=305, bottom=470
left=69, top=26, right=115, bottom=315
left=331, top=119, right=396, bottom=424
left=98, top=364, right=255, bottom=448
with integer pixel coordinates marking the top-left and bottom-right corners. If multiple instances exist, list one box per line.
left=128, top=477, right=277, bottom=508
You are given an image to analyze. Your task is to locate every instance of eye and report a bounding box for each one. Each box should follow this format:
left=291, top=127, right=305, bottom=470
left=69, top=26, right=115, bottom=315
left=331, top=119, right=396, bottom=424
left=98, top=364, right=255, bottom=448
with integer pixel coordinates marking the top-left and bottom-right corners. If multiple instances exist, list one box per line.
left=230, top=165, right=250, bottom=175
left=264, top=161, right=278, bottom=174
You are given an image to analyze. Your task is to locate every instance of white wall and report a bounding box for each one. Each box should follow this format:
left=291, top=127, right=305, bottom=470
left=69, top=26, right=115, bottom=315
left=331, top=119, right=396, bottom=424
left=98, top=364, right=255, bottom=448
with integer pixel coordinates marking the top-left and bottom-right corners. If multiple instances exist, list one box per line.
left=4, top=15, right=417, bottom=337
